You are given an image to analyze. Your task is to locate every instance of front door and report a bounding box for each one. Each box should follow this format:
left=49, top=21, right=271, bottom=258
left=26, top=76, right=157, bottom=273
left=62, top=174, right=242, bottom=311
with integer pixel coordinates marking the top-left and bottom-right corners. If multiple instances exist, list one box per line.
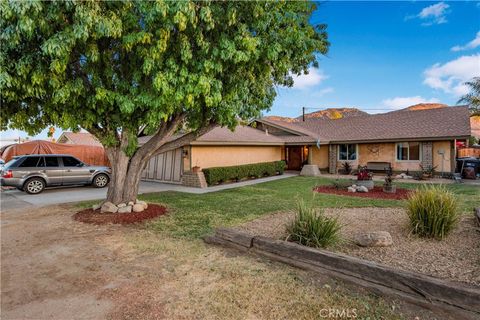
left=287, top=147, right=302, bottom=170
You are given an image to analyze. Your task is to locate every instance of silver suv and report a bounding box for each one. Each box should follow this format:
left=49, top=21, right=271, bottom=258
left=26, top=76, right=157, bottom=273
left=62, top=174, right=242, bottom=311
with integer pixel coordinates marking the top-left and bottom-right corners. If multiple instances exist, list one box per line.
left=0, top=154, right=111, bottom=194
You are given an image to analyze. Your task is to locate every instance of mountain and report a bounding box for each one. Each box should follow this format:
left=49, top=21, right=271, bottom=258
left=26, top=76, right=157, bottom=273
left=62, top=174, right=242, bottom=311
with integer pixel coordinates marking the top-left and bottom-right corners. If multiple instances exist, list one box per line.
left=403, top=103, right=448, bottom=111
left=297, top=108, right=368, bottom=120
left=263, top=116, right=298, bottom=123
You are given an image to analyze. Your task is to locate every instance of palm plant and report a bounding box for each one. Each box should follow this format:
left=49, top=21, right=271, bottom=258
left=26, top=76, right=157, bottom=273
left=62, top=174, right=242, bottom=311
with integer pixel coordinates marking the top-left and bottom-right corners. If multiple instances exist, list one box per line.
left=458, top=77, right=480, bottom=116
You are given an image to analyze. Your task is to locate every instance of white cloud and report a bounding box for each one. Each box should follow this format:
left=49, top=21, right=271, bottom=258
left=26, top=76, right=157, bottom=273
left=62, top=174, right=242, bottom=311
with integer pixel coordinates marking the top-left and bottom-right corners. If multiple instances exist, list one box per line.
left=291, top=68, right=328, bottom=89
left=406, top=2, right=450, bottom=26
left=423, top=54, right=480, bottom=96
left=382, top=96, right=440, bottom=110
left=312, top=87, right=334, bottom=97
left=451, top=31, right=480, bottom=52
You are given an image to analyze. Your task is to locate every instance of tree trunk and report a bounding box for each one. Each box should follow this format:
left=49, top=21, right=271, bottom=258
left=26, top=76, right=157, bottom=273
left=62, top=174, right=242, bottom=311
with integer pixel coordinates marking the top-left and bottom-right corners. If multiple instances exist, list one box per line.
left=98, top=119, right=216, bottom=205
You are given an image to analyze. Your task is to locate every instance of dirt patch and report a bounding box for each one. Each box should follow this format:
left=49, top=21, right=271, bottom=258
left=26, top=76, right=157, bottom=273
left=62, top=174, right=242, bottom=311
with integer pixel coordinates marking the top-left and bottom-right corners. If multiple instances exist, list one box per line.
left=73, top=204, right=166, bottom=225
left=236, top=207, right=480, bottom=286
left=314, top=185, right=411, bottom=200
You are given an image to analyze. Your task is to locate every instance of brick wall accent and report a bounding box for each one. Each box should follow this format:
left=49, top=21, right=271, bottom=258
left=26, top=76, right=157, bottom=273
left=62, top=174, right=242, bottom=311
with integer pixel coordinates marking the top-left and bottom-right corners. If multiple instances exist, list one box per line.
left=181, top=171, right=208, bottom=188
left=328, top=144, right=337, bottom=174
left=421, top=142, right=433, bottom=168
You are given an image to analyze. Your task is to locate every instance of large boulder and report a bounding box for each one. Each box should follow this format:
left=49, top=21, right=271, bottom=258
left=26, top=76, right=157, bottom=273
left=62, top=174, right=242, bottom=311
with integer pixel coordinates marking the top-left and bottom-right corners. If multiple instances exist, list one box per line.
left=101, top=201, right=118, bottom=213
left=300, top=164, right=321, bottom=177
left=355, top=231, right=393, bottom=247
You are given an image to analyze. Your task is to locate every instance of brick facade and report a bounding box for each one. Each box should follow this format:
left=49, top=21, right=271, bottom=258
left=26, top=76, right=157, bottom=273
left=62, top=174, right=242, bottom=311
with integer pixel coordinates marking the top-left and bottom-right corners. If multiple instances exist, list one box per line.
left=181, top=171, right=208, bottom=188
left=421, top=142, right=433, bottom=168
left=328, top=144, right=337, bottom=174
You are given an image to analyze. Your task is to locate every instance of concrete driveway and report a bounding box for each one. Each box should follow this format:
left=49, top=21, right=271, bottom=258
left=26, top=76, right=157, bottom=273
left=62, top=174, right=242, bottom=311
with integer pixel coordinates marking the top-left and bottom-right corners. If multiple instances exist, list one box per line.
left=0, top=173, right=297, bottom=210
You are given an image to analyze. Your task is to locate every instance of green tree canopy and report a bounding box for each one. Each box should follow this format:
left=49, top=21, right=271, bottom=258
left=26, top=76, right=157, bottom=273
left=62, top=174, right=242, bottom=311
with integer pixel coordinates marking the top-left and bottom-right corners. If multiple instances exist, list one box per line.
left=1, top=1, right=328, bottom=203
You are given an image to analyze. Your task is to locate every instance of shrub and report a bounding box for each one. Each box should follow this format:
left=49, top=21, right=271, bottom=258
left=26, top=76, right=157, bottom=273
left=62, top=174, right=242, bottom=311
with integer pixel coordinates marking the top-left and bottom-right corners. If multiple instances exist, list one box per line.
left=406, top=185, right=459, bottom=239
left=357, top=165, right=372, bottom=180
left=341, top=161, right=352, bottom=175
left=202, top=160, right=286, bottom=185
left=286, top=199, right=342, bottom=248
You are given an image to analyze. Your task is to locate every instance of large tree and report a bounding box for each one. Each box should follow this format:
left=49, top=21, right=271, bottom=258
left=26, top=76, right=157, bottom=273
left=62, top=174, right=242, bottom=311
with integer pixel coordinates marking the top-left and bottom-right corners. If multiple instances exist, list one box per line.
left=459, top=77, right=480, bottom=116
left=1, top=1, right=328, bottom=204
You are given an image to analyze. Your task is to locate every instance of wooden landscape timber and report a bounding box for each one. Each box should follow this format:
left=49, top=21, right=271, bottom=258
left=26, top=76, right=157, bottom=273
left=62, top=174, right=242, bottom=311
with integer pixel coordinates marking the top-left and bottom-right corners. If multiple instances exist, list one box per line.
left=204, top=228, right=480, bottom=320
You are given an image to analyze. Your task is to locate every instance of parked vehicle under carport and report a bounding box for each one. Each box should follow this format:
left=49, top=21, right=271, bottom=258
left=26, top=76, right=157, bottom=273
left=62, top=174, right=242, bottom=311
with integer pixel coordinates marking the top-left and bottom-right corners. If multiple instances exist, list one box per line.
left=0, top=154, right=111, bottom=194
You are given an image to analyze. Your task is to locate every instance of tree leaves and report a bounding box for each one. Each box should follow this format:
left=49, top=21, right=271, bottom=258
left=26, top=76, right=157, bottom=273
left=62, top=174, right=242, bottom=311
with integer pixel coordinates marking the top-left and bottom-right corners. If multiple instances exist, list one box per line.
left=1, top=1, right=328, bottom=144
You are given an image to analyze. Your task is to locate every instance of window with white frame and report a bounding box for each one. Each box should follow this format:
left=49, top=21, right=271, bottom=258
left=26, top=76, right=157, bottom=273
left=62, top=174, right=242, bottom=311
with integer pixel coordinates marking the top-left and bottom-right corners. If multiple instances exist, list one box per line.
left=338, top=144, right=357, bottom=160
left=396, top=142, right=420, bottom=161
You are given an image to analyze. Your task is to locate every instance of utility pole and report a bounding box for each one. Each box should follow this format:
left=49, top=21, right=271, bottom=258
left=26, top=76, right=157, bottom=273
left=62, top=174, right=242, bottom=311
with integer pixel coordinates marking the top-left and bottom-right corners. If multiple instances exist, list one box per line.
left=302, top=107, right=305, bottom=122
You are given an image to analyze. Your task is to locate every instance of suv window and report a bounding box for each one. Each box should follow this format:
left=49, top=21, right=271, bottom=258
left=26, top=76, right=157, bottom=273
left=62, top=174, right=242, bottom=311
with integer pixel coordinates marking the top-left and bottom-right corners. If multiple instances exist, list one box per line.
left=62, top=156, right=81, bottom=167
left=19, top=156, right=42, bottom=167
left=44, top=157, right=59, bottom=167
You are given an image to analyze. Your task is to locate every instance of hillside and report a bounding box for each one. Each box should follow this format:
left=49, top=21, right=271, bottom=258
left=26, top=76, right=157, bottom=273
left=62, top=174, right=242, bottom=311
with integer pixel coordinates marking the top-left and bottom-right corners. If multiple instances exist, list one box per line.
left=297, top=108, right=368, bottom=120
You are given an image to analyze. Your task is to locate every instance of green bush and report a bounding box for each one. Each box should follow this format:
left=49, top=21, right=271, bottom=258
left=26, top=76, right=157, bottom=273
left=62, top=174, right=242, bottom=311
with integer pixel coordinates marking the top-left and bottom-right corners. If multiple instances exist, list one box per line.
left=286, top=199, right=342, bottom=248
left=406, top=185, right=459, bottom=239
left=203, top=160, right=286, bottom=185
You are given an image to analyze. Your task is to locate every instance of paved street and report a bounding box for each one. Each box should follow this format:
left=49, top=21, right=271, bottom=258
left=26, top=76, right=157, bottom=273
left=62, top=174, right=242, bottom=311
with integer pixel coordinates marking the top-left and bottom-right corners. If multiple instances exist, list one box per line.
left=0, top=173, right=297, bottom=210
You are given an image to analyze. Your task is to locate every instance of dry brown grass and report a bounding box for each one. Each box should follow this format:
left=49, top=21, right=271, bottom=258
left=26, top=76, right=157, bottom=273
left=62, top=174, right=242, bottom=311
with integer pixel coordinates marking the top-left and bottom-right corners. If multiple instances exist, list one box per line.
left=127, top=231, right=405, bottom=320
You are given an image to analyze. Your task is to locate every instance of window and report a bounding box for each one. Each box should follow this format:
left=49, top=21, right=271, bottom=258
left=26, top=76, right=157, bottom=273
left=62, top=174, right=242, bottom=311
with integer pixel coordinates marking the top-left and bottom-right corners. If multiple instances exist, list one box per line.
left=338, top=144, right=357, bottom=160
left=396, top=142, right=420, bottom=161
left=44, top=157, right=59, bottom=167
left=62, top=156, right=81, bottom=167
left=19, top=157, right=41, bottom=167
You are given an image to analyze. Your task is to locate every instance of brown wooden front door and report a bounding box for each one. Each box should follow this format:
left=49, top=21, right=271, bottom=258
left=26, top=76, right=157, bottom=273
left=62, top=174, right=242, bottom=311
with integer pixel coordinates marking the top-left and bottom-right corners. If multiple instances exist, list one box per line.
left=287, top=147, right=302, bottom=170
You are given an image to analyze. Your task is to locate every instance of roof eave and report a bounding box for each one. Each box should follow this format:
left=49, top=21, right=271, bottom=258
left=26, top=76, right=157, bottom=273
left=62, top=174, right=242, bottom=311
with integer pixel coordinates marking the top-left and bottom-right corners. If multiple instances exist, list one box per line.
left=330, top=135, right=471, bottom=144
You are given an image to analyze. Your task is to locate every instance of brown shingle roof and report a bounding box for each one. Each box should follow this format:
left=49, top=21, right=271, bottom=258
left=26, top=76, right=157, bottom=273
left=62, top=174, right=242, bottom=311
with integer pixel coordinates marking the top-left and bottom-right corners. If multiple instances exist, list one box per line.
left=58, top=132, right=102, bottom=146
left=193, top=126, right=284, bottom=145
left=266, top=106, right=470, bottom=143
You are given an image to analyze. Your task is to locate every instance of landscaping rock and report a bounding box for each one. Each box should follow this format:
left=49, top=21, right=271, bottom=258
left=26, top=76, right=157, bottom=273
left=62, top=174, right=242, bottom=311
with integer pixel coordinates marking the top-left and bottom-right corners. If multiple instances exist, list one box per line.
left=132, top=204, right=145, bottom=212
left=118, top=205, right=132, bottom=213
left=395, top=174, right=403, bottom=179
left=128, top=201, right=134, bottom=206
left=136, top=200, right=148, bottom=210
left=357, top=186, right=369, bottom=193
left=117, top=203, right=127, bottom=208
left=347, top=187, right=356, bottom=193
left=300, top=164, right=321, bottom=177
left=101, top=201, right=118, bottom=213
left=92, top=203, right=102, bottom=211
left=355, top=231, right=393, bottom=247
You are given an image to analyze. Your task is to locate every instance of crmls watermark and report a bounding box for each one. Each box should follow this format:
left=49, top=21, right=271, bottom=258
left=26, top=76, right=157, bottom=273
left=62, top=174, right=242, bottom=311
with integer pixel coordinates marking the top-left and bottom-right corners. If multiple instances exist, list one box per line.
left=319, top=308, right=357, bottom=318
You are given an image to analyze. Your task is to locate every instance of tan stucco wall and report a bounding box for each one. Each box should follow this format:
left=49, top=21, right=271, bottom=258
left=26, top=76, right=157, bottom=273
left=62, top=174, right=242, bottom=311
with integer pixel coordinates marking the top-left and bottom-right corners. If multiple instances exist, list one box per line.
left=311, top=146, right=329, bottom=169
left=330, top=141, right=453, bottom=173
left=190, top=145, right=283, bottom=169
left=432, top=141, right=452, bottom=173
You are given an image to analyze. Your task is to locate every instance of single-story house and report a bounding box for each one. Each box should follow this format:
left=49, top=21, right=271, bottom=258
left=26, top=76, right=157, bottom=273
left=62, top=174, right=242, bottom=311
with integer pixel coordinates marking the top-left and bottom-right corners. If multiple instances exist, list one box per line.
left=140, top=105, right=471, bottom=186
left=57, top=132, right=102, bottom=146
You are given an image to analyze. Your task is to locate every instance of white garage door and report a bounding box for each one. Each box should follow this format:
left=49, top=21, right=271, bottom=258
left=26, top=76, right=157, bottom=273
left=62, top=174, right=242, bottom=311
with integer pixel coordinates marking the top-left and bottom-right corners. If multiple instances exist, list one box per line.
left=141, top=148, right=183, bottom=184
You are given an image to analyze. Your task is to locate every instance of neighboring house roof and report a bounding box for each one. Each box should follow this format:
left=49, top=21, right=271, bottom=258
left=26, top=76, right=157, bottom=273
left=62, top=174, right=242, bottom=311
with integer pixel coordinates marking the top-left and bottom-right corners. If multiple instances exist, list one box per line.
left=57, top=132, right=102, bottom=146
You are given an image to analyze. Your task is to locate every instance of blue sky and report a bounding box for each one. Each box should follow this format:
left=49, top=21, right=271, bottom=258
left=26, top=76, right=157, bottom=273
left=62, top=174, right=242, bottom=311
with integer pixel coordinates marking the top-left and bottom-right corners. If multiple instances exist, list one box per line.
left=270, top=0, right=480, bottom=117
left=1, top=1, right=479, bottom=141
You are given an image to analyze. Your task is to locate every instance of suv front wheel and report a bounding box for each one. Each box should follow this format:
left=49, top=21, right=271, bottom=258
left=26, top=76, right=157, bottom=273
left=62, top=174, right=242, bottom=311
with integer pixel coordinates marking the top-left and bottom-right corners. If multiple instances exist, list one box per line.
left=93, top=174, right=109, bottom=188
left=24, top=178, right=45, bottom=194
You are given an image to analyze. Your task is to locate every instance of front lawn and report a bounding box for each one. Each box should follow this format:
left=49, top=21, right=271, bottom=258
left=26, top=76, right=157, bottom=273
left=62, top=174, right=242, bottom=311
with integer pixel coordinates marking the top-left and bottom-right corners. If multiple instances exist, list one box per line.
left=140, top=176, right=478, bottom=239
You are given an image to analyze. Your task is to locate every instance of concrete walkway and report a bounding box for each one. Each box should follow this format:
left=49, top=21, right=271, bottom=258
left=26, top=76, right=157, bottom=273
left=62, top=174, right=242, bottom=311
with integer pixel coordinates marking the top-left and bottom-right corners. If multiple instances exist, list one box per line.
left=0, top=173, right=298, bottom=210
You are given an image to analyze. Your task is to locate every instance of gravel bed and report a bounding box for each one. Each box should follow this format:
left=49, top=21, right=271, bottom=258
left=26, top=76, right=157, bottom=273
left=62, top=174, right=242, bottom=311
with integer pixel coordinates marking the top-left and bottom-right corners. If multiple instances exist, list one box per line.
left=236, top=207, right=480, bottom=286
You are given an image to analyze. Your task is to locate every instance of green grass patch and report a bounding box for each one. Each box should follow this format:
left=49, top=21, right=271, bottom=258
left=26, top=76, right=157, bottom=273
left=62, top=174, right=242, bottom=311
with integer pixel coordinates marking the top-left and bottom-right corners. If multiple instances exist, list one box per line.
left=140, top=176, right=478, bottom=239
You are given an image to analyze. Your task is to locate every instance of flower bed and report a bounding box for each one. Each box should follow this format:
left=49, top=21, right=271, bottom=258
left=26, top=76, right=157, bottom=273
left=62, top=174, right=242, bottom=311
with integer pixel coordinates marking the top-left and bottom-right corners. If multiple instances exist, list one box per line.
left=314, top=185, right=410, bottom=200
left=73, top=204, right=166, bottom=225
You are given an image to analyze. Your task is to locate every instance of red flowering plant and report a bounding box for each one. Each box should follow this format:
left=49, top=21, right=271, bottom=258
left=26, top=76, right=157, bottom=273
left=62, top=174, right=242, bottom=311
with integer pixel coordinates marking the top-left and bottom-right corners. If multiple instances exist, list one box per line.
left=357, top=166, right=373, bottom=181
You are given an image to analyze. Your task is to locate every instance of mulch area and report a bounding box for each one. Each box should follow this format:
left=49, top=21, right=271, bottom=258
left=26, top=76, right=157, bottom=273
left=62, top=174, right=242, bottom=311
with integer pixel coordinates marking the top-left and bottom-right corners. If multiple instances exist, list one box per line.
left=73, top=204, right=166, bottom=225
left=313, top=185, right=411, bottom=200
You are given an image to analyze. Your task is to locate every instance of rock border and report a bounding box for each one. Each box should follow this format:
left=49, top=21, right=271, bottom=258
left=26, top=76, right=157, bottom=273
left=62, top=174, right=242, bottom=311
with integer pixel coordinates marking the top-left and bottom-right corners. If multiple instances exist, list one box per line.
left=205, top=228, right=480, bottom=319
